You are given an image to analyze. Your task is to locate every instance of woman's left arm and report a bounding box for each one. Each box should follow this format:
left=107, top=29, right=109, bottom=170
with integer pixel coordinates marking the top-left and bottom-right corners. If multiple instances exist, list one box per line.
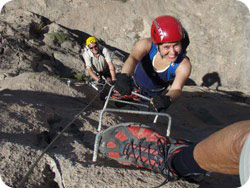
left=167, top=57, right=192, bottom=101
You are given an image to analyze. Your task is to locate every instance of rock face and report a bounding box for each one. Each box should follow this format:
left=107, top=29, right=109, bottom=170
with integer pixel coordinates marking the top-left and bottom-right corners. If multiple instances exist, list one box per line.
left=4, top=0, right=250, bottom=90
left=0, top=1, right=250, bottom=188
left=0, top=10, right=84, bottom=85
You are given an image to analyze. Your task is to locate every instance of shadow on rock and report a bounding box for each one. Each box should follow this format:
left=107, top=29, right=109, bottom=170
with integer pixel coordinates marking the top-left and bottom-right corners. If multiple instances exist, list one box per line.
left=201, top=72, right=222, bottom=90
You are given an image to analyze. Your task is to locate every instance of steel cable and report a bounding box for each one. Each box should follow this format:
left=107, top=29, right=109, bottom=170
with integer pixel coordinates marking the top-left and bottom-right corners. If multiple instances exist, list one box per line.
left=17, top=82, right=106, bottom=188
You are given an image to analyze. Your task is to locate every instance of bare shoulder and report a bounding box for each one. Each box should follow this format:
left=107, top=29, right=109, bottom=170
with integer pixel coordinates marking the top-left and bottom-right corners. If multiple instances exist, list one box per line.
left=131, top=38, right=152, bottom=58
left=181, top=56, right=191, bottom=67
left=133, top=38, right=152, bottom=51
left=136, top=38, right=152, bottom=45
left=176, top=56, right=192, bottom=76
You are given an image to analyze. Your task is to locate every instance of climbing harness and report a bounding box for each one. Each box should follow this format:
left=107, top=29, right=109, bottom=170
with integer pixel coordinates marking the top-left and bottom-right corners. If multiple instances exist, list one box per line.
left=92, top=86, right=172, bottom=162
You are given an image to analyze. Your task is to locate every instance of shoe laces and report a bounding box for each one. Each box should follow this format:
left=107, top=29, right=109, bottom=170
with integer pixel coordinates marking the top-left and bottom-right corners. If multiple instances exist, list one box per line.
left=123, top=137, right=172, bottom=178
left=123, top=137, right=181, bottom=187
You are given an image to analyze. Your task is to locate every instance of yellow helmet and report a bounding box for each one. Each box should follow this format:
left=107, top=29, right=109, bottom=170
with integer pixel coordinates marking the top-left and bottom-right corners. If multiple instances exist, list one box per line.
left=86, top=36, right=97, bottom=46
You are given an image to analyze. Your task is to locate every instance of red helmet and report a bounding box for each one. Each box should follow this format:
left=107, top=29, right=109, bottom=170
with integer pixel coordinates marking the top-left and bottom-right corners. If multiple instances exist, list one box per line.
left=151, top=15, right=184, bottom=44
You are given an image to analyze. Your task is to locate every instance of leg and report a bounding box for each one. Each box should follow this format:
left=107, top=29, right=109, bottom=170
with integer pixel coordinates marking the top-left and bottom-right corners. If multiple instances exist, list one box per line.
left=194, top=120, right=250, bottom=174
left=97, top=120, right=250, bottom=182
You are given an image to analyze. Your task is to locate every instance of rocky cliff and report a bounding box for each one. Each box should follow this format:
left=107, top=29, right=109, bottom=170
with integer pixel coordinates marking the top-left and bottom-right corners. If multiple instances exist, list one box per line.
left=4, top=0, right=250, bottom=90
left=0, top=1, right=250, bottom=188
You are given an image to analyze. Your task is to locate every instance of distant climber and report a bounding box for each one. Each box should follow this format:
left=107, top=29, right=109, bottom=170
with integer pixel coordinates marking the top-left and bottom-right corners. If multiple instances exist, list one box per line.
left=82, top=36, right=116, bottom=84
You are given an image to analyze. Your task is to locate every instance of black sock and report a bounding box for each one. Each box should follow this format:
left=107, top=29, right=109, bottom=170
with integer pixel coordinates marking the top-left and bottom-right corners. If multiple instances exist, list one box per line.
left=172, top=144, right=207, bottom=177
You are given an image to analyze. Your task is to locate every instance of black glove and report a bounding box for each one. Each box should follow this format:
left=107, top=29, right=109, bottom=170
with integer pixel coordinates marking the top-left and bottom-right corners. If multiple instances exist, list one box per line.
left=114, top=73, right=132, bottom=95
left=150, top=95, right=172, bottom=112
left=98, top=79, right=106, bottom=85
left=109, top=80, right=116, bottom=86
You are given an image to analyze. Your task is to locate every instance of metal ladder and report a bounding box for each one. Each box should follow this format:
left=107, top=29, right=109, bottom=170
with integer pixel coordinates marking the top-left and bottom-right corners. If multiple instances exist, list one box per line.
left=92, top=86, right=172, bottom=162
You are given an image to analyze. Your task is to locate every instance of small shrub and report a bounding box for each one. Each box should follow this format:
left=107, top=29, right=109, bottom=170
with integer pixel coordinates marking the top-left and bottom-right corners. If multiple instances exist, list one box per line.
left=134, top=33, right=140, bottom=41
left=74, top=72, right=90, bottom=81
left=47, top=32, right=69, bottom=44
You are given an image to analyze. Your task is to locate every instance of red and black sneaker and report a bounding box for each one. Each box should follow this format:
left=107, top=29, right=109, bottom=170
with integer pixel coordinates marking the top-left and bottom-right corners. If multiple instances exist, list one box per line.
left=111, top=89, right=141, bottom=101
left=98, top=123, right=191, bottom=181
left=111, top=89, right=141, bottom=108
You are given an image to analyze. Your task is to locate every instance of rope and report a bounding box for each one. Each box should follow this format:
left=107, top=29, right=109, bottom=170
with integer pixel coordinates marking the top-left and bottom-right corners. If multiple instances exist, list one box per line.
left=17, top=82, right=106, bottom=188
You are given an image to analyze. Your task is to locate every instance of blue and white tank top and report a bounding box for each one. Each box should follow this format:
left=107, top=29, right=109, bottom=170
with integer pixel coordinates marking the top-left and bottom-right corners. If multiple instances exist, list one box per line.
left=133, top=43, right=185, bottom=97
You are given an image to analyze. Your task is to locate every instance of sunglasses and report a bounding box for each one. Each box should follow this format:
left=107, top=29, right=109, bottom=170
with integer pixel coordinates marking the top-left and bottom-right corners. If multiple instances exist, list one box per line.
left=89, top=45, right=98, bottom=50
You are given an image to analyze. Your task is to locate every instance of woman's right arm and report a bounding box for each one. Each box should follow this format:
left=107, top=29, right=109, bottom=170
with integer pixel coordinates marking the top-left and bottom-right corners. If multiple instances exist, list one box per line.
left=121, top=38, right=152, bottom=75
